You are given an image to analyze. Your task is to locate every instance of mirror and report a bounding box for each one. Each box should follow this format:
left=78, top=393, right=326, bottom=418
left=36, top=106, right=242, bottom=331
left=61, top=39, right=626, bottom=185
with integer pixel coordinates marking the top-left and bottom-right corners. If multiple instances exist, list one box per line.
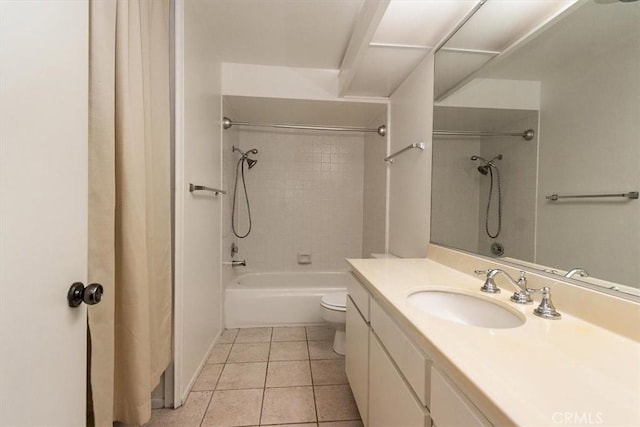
left=431, top=0, right=640, bottom=297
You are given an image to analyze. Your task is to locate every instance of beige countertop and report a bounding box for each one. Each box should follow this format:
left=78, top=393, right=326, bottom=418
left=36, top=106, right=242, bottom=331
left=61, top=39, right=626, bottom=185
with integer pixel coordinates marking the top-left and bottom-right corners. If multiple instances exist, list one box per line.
left=347, top=257, right=640, bottom=427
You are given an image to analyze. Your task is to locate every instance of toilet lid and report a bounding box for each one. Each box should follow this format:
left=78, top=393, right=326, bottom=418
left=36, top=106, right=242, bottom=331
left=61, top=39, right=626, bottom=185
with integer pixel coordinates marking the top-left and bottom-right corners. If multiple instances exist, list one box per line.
left=321, top=292, right=347, bottom=311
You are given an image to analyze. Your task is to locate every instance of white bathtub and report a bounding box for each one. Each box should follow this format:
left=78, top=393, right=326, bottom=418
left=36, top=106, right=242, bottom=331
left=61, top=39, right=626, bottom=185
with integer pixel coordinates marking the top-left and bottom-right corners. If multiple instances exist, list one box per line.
left=224, top=271, right=357, bottom=328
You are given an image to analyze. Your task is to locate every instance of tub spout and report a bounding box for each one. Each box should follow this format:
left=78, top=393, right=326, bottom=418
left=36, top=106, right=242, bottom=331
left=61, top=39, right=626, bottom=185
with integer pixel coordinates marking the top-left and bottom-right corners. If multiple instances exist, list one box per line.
left=223, top=260, right=246, bottom=267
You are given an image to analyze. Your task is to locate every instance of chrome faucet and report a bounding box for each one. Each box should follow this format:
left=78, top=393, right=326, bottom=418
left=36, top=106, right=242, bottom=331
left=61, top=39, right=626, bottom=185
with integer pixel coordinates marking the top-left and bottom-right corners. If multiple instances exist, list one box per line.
left=475, top=269, right=562, bottom=319
left=530, top=287, right=562, bottom=319
left=474, top=269, right=533, bottom=304
left=564, top=268, right=589, bottom=279
left=223, top=260, right=246, bottom=267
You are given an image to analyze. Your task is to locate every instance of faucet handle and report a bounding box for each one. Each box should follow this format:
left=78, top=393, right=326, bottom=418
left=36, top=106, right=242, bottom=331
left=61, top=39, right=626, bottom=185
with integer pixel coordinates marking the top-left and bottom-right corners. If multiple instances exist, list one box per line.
left=475, top=270, right=501, bottom=294
left=531, top=287, right=562, bottom=319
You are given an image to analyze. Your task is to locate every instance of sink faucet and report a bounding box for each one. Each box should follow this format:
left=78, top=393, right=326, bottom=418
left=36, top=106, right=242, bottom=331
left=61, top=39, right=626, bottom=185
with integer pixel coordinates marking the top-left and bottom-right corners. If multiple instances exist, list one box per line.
left=475, top=269, right=563, bottom=319
left=530, top=286, right=562, bottom=319
left=564, top=268, right=589, bottom=279
left=474, top=269, right=533, bottom=304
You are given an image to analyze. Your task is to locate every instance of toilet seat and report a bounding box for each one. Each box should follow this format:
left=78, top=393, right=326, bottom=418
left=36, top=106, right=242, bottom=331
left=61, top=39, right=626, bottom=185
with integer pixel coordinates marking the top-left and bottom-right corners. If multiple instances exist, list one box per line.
left=321, top=292, right=347, bottom=312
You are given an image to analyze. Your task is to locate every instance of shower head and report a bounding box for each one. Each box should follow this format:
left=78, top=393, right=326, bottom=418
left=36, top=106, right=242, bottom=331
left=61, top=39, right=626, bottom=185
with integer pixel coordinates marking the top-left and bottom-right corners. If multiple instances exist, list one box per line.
left=246, top=158, right=258, bottom=169
left=471, top=154, right=502, bottom=175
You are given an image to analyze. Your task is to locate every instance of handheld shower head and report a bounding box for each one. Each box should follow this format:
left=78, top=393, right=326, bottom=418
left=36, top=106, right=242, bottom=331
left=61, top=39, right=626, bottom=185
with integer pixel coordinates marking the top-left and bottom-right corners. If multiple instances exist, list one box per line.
left=246, top=158, right=258, bottom=169
left=477, top=165, right=490, bottom=175
left=471, top=154, right=502, bottom=175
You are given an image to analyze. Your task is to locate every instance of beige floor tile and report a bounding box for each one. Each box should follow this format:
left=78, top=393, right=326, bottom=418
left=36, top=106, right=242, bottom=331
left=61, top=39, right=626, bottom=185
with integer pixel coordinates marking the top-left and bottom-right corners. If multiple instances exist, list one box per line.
left=270, top=341, right=309, bottom=361
left=145, top=391, right=212, bottom=426
left=306, top=325, right=334, bottom=341
left=218, top=329, right=239, bottom=344
left=308, top=340, right=342, bottom=360
left=201, top=389, right=263, bottom=427
left=319, top=422, right=363, bottom=427
left=192, top=364, right=224, bottom=391
left=314, top=385, right=360, bottom=422
left=216, top=362, right=267, bottom=390
left=235, top=327, right=272, bottom=343
left=261, top=386, right=317, bottom=425
left=227, top=342, right=270, bottom=363
left=266, top=360, right=312, bottom=387
left=272, top=326, right=307, bottom=342
left=311, top=359, right=347, bottom=385
left=208, top=343, right=232, bottom=364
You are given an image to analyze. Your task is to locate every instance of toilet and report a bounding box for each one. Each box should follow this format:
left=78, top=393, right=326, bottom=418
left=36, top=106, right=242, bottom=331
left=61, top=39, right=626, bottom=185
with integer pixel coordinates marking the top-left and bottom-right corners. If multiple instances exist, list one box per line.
left=320, top=292, right=347, bottom=355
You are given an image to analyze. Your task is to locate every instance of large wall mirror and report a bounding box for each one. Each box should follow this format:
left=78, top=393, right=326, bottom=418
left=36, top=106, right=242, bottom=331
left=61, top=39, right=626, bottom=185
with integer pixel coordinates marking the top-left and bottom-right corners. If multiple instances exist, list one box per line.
left=431, top=0, right=640, bottom=298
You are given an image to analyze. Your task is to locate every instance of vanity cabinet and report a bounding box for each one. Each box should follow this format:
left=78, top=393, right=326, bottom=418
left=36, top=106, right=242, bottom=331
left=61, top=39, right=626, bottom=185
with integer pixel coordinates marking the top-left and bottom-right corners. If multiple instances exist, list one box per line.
left=345, top=296, right=369, bottom=425
left=431, top=367, right=488, bottom=427
left=346, top=276, right=490, bottom=427
left=369, top=332, right=431, bottom=427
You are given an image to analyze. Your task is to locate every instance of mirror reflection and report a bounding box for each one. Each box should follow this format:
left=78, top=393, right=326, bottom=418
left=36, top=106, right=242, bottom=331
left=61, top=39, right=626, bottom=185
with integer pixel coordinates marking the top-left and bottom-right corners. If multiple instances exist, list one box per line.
left=431, top=0, right=640, bottom=294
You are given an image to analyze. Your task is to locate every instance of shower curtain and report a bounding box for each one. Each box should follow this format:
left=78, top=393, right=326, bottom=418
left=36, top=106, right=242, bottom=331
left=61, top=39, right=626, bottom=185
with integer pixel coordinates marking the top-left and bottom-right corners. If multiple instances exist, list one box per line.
left=88, top=0, right=172, bottom=425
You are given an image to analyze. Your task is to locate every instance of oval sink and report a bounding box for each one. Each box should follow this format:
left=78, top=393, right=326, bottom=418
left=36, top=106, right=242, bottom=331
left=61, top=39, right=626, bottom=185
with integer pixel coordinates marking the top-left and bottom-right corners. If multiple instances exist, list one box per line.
left=408, top=290, right=525, bottom=329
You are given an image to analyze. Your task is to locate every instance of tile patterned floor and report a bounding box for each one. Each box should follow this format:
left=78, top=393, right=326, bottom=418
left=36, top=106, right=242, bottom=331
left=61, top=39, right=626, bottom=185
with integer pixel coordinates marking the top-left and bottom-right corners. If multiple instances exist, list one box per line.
left=146, top=326, right=363, bottom=427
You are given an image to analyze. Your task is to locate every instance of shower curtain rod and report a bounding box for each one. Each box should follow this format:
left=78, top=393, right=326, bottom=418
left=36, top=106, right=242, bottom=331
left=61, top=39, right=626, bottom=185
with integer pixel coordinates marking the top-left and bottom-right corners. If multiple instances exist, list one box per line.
left=223, top=117, right=387, bottom=137
left=434, top=129, right=535, bottom=141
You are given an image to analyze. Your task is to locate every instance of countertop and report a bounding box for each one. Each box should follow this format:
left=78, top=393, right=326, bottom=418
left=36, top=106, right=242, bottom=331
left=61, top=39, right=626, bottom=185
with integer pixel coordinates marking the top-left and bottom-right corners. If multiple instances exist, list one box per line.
left=347, top=257, right=640, bottom=427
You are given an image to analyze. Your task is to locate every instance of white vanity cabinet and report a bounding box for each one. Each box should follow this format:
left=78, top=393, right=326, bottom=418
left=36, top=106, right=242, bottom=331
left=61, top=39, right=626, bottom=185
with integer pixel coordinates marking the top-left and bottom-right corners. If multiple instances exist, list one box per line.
left=346, top=275, right=490, bottom=427
left=369, top=333, right=431, bottom=427
left=346, top=278, right=430, bottom=427
left=345, top=296, right=370, bottom=424
left=431, top=368, right=489, bottom=427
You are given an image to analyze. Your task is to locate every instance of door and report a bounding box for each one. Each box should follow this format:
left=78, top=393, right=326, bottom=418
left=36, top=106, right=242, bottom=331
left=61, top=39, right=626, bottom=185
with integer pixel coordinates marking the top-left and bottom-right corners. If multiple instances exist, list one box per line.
left=0, top=1, right=89, bottom=425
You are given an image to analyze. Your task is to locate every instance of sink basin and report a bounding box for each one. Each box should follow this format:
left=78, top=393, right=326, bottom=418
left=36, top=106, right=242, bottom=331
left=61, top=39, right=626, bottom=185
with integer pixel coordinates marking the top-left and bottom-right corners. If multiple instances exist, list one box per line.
left=408, top=290, right=525, bottom=329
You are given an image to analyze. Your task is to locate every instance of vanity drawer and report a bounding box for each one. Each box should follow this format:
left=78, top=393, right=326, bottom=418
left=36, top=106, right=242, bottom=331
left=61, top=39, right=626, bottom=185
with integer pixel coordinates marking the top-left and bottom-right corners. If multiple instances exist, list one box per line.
left=347, top=275, right=370, bottom=321
left=370, top=297, right=431, bottom=408
left=369, top=332, right=431, bottom=427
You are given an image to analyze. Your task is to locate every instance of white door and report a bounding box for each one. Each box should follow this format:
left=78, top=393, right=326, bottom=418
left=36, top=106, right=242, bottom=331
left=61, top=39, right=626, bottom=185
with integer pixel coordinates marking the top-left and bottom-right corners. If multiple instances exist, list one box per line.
left=0, top=1, right=89, bottom=426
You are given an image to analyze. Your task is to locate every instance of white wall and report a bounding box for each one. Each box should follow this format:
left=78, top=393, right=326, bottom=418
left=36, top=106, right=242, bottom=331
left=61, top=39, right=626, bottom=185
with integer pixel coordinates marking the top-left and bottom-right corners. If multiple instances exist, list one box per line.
left=174, top=0, right=223, bottom=403
left=388, top=55, right=434, bottom=257
left=362, top=112, right=388, bottom=257
left=222, top=63, right=340, bottom=100
left=536, top=32, right=640, bottom=287
left=230, top=128, right=365, bottom=272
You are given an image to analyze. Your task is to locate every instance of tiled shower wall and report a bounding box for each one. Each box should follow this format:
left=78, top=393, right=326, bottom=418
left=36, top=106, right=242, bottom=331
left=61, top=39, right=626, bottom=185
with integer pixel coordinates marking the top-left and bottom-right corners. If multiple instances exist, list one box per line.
left=477, top=113, right=538, bottom=261
left=431, top=112, right=538, bottom=262
left=228, top=128, right=365, bottom=272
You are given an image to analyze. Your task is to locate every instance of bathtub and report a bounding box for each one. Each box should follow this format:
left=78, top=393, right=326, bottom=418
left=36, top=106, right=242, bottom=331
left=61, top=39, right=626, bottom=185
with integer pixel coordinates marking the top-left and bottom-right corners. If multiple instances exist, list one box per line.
left=224, top=271, right=357, bottom=328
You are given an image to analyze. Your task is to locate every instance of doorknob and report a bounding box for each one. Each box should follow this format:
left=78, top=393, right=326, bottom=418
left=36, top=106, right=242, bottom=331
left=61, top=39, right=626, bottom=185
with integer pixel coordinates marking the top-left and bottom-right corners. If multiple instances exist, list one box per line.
left=67, top=282, right=104, bottom=307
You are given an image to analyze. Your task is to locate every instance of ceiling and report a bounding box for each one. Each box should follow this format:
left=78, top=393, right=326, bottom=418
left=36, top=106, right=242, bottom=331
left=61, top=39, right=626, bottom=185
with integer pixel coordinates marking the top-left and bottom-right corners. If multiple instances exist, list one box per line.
left=208, top=0, right=364, bottom=69
left=207, top=0, right=576, bottom=98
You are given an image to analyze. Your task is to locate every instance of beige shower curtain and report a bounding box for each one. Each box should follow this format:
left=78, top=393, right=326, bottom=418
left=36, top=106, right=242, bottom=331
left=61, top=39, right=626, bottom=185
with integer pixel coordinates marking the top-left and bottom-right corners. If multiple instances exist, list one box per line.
left=88, top=0, right=172, bottom=425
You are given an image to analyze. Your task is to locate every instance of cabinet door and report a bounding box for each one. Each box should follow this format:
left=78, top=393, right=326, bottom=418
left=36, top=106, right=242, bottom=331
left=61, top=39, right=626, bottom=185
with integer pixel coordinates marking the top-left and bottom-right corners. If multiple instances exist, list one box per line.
left=431, top=368, right=489, bottom=427
left=346, top=296, right=369, bottom=425
left=369, top=333, right=430, bottom=427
